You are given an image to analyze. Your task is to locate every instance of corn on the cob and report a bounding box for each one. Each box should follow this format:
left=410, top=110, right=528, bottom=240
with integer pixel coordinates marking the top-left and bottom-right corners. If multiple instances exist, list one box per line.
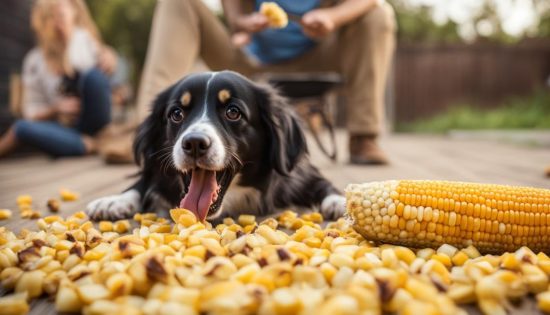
left=346, top=180, right=550, bottom=254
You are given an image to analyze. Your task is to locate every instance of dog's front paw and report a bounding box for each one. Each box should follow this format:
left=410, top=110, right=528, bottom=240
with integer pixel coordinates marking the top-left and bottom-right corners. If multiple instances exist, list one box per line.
left=86, top=190, right=140, bottom=221
left=320, top=194, right=346, bottom=220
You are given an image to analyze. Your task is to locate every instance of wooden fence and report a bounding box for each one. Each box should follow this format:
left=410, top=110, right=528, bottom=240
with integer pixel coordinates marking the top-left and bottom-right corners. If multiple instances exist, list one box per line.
left=393, top=40, right=550, bottom=123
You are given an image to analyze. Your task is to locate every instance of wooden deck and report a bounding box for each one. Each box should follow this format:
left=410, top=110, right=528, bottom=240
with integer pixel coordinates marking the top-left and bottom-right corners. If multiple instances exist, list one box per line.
left=1, top=131, right=549, bottom=314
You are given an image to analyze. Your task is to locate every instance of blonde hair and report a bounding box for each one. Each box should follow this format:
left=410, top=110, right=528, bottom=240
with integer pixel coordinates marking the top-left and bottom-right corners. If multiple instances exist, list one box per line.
left=31, top=0, right=102, bottom=73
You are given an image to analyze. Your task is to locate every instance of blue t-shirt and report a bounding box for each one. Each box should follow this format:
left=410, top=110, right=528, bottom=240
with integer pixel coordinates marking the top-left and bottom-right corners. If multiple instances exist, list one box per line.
left=247, top=0, right=320, bottom=64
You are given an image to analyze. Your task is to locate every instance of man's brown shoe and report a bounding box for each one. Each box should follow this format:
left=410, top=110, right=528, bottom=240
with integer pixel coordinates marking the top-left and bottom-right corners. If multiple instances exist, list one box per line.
left=349, top=135, right=389, bottom=165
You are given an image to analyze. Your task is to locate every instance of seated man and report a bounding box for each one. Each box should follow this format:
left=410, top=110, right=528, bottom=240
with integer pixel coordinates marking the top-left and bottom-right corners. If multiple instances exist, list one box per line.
left=136, top=0, right=396, bottom=164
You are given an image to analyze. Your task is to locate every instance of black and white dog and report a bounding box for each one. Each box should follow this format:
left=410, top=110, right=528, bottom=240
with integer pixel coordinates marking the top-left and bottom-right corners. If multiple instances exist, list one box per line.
left=86, top=71, right=345, bottom=222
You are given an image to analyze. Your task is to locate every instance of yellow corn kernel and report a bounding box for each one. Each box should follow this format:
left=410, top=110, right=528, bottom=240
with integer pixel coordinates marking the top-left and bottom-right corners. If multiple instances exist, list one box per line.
left=451, top=251, right=469, bottom=266
left=317, top=295, right=359, bottom=315
left=416, top=248, right=435, bottom=260
left=521, top=264, right=549, bottom=294
left=80, top=221, right=93, bottom=232
left=500, top=253, right=520, bottom=270
left=320, top=262, right=338, bottom=283
left=447, top=284, right=476, bottom=304
left=242, top=224, right=256, bottom=234
left=437, top=244, right=458, bottom=257
left=203, top=257, right=237, bottom=280
left=15, top=270, right=46, bottom=298
left=98, top=221, right=113, bottom=232
left=537, top=291, right=550, bottom=313
left=16, top=195, right=32, bottom=206
left=21, top=210, right=41, bottom=219
left=272, top=288, right=303, bottom=314
left=431, top=253, right=452, bottom=268
left=76, top=283, right=110, bottom=304
left=462, top=245, right=481, bottom=258
left=184, top=245, right=206, bottom=260
left=0, top=267, right=23, bottom=290
left=479, top=299, right=507, bottom=315
left=303, top=237, right=322, bottom=248
left=385, top=288, right=413, bottom=312
left=106, top=273, right=133, bottom=296
left=59, top=188, right=79, bottom=201
left=43, top=270, right=67, bottom=295
left=231, top=263, right=260, bottom=283
left=150, top=224, right=171, bottom=233
left=401, top=300, right=439, bottom=315
left=113, top=220, right=130, bottom=233
left=56, top=285, right=82, bottom=313
left=393, top=246, right=416, bottom=265
left=238, top=214, right=256, bottom=227
left=0, top=209, right=12, bottom=220
left=0, top=292, right=29, bottom=315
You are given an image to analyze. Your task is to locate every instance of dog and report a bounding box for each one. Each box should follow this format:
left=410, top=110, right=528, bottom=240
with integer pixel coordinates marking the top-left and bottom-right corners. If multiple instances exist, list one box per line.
left=86, top=71, right=345, bottom=222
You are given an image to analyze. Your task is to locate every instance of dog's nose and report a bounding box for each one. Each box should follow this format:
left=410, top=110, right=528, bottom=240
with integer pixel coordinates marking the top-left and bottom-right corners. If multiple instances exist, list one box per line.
left=181, top=133, right=212, bottom=157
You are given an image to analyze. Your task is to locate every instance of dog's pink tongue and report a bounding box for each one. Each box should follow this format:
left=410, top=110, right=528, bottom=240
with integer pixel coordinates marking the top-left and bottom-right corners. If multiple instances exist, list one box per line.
left=179, top=169, right=218, bottom=222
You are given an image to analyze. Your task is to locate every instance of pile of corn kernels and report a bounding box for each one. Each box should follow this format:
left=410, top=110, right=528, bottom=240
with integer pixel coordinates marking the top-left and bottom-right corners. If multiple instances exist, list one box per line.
left=1, top=207, right=550, bottom=315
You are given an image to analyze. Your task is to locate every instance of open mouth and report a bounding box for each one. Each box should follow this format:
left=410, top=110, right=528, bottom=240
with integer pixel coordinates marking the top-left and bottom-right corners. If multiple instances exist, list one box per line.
left=179, top=168, right=234, bottom=221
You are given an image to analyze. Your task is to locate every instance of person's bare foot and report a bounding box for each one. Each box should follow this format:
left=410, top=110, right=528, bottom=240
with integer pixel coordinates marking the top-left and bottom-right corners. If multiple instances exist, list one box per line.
left=82, top=135, right=97, bottom=154
left=0, top=126, right=18, bottom=158
left=349, top=134, right=389, bottom=165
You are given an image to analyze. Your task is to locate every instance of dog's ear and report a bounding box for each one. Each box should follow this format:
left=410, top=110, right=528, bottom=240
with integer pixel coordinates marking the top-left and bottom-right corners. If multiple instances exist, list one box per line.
left=133, top=88, right=171, bottom=167
left=256, top=84, right=307, bottom=176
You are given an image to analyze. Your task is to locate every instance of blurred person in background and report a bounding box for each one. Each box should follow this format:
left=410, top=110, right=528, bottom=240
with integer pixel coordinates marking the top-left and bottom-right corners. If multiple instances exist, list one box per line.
left=0, top=0, right=117, bottom=158
left=136, top=0, right=396, bottom=165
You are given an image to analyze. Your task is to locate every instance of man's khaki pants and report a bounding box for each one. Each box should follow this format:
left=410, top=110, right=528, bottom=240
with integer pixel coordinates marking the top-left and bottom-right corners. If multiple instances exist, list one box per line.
left=136, top=0, right=396, bottom=136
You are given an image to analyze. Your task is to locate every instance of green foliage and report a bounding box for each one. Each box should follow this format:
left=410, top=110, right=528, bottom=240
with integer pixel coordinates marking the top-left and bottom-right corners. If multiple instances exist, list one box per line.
left=539, top=11, right=550, bottom=38
left=86, top=0, right=156, bottom=87
left=388, top=1, right=461, bottom=44
left=397, top=90, right=550, bottom=133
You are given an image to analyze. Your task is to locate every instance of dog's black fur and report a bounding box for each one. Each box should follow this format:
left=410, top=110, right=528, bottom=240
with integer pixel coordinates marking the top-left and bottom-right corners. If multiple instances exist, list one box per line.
left=87, top=71, right=344, bottom=221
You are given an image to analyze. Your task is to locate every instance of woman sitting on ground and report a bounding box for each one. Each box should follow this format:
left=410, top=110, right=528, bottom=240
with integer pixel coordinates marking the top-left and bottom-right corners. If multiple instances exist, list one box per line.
left=0, top=0, right=116, bottom=157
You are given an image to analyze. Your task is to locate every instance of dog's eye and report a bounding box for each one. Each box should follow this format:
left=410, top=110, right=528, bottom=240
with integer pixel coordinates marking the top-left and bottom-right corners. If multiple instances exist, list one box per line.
left=225, top=105, right=242, bottom=121
left=169, top=108, right=184, bottom=123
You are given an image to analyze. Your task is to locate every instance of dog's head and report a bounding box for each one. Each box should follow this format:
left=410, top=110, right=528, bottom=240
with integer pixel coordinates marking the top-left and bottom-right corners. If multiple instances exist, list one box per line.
left=135, top=71, right=307, bottom=221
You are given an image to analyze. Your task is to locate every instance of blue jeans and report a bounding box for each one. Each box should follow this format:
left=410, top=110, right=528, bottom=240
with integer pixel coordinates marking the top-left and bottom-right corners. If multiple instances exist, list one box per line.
left=14, top=68, right=111, bottom=157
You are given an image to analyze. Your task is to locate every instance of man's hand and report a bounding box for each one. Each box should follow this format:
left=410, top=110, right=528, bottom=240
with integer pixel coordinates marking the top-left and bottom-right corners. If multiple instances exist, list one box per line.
left=235, top=13, right=269, bottom=33
left=231, top=13, right=269, bottom=47
left=98, top=46, right=118, bottom=75
left=301, top=9, right=337, bottom=39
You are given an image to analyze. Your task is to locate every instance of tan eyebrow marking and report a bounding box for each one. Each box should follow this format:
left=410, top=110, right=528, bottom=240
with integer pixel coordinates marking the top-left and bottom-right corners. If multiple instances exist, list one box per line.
left=180, top=91, right=191, bottom=106
left=218, top=89, right=231, bottom=103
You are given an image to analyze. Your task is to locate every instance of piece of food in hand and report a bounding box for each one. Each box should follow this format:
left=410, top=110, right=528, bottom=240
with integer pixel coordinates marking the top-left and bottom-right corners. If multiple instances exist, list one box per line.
left=47, top=199, right=60, bottom=212
left=346, top=180, right=550, bottom=254
left=59, top=188, right=79, bottom=202
left=260, top=2, right=288, bottom=28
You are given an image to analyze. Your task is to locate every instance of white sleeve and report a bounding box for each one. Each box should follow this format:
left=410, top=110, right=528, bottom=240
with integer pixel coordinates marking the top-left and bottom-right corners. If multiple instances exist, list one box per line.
left=21, top=50, right=49, bottom=119
left=67, top=28, right=99, bottom=73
